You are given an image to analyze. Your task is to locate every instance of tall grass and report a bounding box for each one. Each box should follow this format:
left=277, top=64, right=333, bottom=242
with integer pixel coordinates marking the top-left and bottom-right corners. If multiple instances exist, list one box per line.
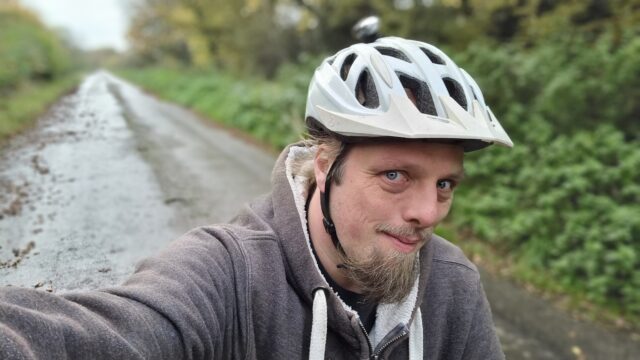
left=0, top=75, right=80, bottom=142
left=117, top=64, right=317, bottom=149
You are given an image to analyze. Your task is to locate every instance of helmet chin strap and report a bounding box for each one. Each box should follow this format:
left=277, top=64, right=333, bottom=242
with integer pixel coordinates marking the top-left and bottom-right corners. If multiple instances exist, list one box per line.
left=320, top=184, right=342, bottom=254
left=318, top=147, right=350, bottom=262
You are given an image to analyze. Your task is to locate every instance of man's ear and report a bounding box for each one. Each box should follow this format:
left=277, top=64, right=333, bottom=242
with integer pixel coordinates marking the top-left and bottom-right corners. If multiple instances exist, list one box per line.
left=314, top=145, right=331, bottom=193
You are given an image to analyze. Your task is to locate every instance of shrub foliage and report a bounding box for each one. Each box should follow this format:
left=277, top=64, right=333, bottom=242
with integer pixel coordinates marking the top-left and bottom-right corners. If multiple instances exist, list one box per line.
left=0, top=3, right=72, bottom=91
left=453, top=32, right=640, bottom=314
left=0, top=2, right=78, bottom=141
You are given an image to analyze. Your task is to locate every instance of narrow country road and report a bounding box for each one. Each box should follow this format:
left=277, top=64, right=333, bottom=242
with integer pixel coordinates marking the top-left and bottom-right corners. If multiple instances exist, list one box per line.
left=0, top=71, right=274, bottom=291
left=1, top=72, right=637, bottom=359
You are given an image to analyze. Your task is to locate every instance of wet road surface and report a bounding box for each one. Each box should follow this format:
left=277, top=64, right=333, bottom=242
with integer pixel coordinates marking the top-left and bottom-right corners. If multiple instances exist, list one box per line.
left=483, top=268, right=640, bottom=360
left=0, top=71, right=273, bottom=291
left=1, top=72, right=638, bottom=359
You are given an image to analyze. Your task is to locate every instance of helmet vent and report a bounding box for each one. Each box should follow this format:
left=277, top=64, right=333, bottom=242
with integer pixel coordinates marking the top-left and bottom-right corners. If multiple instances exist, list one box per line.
left=397, top=72, right=437, bottom=115
left=327, top=56, right=336, bottom=65
left=340, top=54, right=357, bottom=81
left=355, top=70, right=379, bottom=109
left=443, top=77, right=467, bottom=109
left=420, top=47, right=445, bottom=65
left=374, top=46, right=411, bottom=63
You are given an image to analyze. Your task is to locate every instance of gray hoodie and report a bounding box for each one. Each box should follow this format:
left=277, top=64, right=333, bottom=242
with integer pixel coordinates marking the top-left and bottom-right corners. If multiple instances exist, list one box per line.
left=0, top=144, right=503, bottom=359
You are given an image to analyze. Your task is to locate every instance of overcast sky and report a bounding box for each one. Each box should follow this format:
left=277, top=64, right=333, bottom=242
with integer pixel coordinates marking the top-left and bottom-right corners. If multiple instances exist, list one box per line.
left=20, top=0, right=131, bottom=52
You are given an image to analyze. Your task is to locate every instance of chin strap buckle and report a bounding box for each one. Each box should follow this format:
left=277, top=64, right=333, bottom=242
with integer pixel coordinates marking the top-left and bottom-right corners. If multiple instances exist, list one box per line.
left=322, top=218, right=334, bottom=235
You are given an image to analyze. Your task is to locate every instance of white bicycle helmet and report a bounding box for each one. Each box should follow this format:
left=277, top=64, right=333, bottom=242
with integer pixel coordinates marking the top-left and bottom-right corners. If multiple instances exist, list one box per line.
left=305, top=36, right=513, bottom=151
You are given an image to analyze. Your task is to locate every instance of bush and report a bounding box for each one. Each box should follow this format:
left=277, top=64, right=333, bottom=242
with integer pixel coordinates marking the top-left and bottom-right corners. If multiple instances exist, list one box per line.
left=452, top=31, right=640, bottom=315
left=0, top=3, right=78, bottom=142
left=0, top=3, right=72, bottom=91
left=454, top=126, right=640, bottom=309
left=456, top=32, right=640, bottom=140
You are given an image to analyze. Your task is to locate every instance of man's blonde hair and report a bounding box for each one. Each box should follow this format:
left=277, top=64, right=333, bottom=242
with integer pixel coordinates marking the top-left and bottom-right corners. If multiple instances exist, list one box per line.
left=304, top=130, right=349, bottom=185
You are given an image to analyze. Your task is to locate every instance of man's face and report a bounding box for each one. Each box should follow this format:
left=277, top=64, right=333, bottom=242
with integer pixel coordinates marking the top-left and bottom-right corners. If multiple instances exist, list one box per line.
left=316, top=140, right=464, bottom=301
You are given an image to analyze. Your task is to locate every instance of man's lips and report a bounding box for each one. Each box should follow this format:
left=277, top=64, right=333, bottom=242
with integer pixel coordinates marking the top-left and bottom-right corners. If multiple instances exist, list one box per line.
left=383, top=232, right=420, bottom=244
left=382, top=231, right=421, bottom=252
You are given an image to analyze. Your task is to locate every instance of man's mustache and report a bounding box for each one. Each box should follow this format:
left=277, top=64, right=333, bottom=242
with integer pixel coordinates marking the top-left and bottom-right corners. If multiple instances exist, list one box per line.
left=374, top=223, right=433, bottom=242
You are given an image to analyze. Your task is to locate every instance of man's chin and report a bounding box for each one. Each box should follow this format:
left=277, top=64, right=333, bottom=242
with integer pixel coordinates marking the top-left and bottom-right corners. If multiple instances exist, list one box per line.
left=339, top=246, right=420, bottom=303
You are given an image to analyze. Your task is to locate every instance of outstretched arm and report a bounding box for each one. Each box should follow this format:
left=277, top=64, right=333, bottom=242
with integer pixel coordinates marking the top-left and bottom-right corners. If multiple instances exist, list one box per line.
left=0, top=227, right=246, bottom=360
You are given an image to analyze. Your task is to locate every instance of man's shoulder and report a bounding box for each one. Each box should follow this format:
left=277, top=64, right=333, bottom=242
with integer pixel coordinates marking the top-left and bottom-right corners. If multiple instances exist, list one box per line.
left=189, top=221, right=279, bottom=248
left=158, top=224, right=283, bottom=283
left=429, top=235, right=479, bottom=275
left=422, top=235, right=483, bottom=305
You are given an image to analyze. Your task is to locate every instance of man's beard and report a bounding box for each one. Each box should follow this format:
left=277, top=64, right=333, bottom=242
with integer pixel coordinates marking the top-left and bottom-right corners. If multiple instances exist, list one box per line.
left=337, top=224, right=433, bottom=304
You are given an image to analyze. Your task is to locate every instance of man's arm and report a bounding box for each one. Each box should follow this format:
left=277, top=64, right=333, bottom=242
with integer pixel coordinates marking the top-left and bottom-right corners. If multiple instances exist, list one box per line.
left=0, top=227, right=245, bottom=359
left=0, top=286, right=183, bottom=359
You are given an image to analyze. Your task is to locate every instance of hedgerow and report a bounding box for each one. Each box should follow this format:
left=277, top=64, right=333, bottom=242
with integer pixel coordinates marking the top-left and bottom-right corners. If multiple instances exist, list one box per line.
left=0, top=3, right=72, bottom=91
left=0, top=3, right=78, bottom=141
left=452, top=31, right=640, bottom=314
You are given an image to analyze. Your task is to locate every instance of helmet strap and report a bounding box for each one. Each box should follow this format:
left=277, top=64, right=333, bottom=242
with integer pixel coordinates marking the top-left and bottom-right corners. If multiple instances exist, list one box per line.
left=319, top=145, right=350, bottom=258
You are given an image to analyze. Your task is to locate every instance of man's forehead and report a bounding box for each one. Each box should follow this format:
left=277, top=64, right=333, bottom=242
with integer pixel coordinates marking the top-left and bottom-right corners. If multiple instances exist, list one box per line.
left=349, top=139, right=465, bottom=172
left=377, top=154, right=465, bottom=177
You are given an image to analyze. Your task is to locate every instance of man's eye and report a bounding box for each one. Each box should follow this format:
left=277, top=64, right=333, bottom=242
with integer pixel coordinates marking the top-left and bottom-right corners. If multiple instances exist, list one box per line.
left=437, top=180, right=454, bottom=190
left=384, top=171, right=401, bottom=181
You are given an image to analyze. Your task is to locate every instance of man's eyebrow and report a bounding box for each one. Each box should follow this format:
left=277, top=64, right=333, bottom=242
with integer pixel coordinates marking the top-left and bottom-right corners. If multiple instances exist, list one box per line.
left=447, top=168, right=466, bottom=182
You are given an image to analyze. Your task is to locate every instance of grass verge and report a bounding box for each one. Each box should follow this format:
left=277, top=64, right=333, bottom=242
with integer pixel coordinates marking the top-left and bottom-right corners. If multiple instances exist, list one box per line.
left=115, top=67, right=307, bottom=150
left=0, top=74, right=82, bottom=143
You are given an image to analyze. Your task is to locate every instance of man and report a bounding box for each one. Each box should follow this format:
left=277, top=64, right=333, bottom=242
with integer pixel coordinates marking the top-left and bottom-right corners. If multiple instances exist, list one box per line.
left=0, top=37, right=512, bottom=359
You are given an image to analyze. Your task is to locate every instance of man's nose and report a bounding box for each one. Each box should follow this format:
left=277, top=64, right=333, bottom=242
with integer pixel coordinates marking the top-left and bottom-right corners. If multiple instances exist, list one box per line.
left=401, top=187, right=442, bottom=228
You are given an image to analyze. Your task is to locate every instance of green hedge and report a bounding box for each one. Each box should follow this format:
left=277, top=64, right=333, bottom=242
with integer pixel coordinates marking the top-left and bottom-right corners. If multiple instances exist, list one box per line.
left=452, top=32, right=640, bottom=315
left=455, top=33, right=640, bottom=141
left=0, top=3, right=72, bottom=91
left=455, top=126, right=640, bottom=313
left=0, top=3, right=79, bottom=142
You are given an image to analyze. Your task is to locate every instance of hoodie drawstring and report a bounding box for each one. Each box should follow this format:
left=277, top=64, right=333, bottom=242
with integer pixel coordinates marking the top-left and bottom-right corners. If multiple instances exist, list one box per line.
left=309, top=289, right=328, bottom=360
left=408, top=308, right=424, bottom=360
left=309, top=290, right=423, bottom=359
